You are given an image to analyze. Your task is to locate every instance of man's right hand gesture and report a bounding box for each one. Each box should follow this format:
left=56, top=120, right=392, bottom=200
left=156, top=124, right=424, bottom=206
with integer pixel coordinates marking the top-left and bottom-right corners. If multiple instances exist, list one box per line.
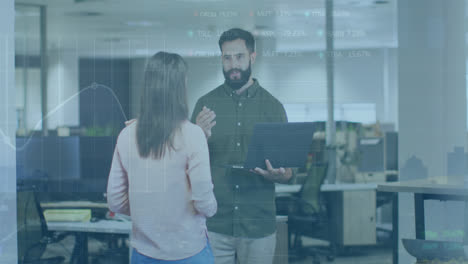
left=195, top=106, right=216, bottom=139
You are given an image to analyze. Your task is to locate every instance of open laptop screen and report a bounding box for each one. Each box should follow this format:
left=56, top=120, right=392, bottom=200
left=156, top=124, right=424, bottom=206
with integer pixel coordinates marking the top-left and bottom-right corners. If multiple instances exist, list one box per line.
left=243, top=122, right=316, bottom=169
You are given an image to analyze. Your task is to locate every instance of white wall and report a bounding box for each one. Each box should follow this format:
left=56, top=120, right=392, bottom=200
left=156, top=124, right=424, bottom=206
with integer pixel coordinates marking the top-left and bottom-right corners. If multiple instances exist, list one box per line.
left=15, top=68, right=42, bottom=131
left=46, top=48, right=80, bottom=129
left=260, top=48, right=398, bottom=126
left=61, top=46, right=398, bottom=128
left=130, top=48, right=399, bottom=127
left=16, top=48, right=80, bottom=131
left=0, top=0, right=17, bottom=263
left=397, top=0, right=466, bottom=263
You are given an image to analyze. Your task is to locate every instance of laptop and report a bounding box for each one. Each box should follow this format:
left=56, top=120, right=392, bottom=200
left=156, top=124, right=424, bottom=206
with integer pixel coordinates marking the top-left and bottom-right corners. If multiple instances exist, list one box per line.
left=224, top=122, right=316, bottom=170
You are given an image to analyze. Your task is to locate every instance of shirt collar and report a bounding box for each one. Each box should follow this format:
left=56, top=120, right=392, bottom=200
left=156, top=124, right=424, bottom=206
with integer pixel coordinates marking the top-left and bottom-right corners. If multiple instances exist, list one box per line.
left=223, top=78, right=260, bottom=98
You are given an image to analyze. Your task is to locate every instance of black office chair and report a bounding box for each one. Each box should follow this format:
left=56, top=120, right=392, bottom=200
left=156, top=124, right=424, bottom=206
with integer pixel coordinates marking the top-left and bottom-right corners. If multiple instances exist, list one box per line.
left=17, top=182, right=68, bottom=264
left=287, top=164, right=335, bottom=264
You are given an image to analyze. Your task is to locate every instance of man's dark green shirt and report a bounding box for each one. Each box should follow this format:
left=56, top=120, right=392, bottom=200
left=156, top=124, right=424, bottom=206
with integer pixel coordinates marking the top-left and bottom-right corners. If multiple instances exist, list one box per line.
left=191, top=79, right=288, bottom=238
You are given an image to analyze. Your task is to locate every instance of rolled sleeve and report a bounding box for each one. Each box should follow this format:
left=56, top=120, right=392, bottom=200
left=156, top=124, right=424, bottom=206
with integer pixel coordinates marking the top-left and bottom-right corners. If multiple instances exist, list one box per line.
left=190, top=98, right=204, bottom=124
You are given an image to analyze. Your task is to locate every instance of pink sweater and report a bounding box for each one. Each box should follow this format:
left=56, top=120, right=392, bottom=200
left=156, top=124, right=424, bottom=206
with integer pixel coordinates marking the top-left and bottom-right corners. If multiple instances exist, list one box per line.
left=107, top=120, right=217, bottom=260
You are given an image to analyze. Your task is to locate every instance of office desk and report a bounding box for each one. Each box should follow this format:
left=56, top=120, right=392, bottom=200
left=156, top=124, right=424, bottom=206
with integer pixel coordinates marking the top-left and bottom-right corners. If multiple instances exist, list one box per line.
left=321, top=183, right=378, bottom=192
left=276, top=183, right=378, bottom=246
left=47, top=219, right=131, bottom=264
left=47, top=219, right=131, bottom=234
left=275, top=183, right=378, bottom=195
left=41, top=201, right=108, bottom=209
left=378, top=179, right=468, bottom=264
left=48, top=217, right=289, bottom=264
left=323, top=183, right=378, bottom=246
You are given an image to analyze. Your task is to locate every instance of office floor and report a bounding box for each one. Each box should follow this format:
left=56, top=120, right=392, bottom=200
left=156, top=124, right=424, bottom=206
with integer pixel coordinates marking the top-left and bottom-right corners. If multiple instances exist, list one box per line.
left=42, top=234, right=128, bottom=264
left=290, top=251, right=392, bottom=264
left=42, top=235, right=392, bottom=264
left=289, top=237, right=392, bottom=264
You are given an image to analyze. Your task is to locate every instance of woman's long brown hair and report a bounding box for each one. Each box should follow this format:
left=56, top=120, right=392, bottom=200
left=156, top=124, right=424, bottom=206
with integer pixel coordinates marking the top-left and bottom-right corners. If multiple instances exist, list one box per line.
left=136, top=52, right=188, bottom=159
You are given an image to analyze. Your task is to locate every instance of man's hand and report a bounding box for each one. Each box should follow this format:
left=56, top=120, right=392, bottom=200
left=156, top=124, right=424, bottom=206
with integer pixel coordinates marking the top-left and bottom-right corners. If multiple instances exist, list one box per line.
left=251, top=160, right=293, bottom=184
left=195, top=106, right=216, bottom=139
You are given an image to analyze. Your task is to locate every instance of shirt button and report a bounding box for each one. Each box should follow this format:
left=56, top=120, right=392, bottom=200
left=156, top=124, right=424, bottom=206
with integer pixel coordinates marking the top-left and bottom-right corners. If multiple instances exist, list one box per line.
left=237, top=122, right=241, bottom=126
left=238, top=102, right=242, bottom=107
left=235, top=185, right=239, bottom=189
left=236, top=142, right=240, bottom=147
left=234, top=206, right=239, bottom=210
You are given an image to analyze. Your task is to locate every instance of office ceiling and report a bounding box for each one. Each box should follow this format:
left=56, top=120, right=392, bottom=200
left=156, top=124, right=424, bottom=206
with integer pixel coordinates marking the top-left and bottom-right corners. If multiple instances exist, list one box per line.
left=15, top=0, right=398, bottom=57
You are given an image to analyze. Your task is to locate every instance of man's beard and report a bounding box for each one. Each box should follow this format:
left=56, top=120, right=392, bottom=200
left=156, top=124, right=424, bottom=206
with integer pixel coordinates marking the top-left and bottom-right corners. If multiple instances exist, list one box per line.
left=223, top=61, right=251, bottom=90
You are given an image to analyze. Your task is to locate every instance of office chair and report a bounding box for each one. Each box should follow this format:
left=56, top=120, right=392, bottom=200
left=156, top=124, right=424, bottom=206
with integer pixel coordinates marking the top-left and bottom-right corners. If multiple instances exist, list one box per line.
left=17, top=183, right=68, bottom=264
left=287, top=164, right=336, bottom=264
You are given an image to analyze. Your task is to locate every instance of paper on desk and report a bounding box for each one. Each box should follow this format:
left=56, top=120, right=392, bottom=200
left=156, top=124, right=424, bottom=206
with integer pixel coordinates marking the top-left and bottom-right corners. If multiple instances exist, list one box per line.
left=360, top=138, right=381, bottom=145
left=44, top=209, right=91, bottom=222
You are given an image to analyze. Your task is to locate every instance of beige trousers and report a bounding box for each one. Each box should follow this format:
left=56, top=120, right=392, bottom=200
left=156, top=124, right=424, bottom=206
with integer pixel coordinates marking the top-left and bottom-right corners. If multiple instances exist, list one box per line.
left=207, top=231, right=276, bottom=264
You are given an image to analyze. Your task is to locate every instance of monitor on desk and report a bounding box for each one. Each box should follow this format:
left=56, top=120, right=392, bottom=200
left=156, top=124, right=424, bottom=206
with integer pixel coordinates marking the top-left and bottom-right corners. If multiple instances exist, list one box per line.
left=49, top=136, right=115, bottom=201
left=16, top=136, right=81, bottom=182
left=358, top=137, right=384, bottom=172
left=16, top=136, right=115, bottom=202
left=78, top=136, right=116, bottom=201
left=385, top=132, right=398, bottom=171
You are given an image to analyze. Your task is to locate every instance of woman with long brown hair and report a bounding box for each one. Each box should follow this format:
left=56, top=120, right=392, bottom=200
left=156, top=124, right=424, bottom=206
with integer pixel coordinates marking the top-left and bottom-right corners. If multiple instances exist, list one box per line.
left=107, top=51, right=216, bottom=263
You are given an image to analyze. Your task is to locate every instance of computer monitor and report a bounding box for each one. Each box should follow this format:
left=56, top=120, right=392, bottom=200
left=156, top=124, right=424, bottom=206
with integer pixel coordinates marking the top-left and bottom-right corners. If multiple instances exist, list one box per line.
left=385, top=132, right=398, bottom=171
left=79, top=136, right=116, bottom=196
left=17, top=136, right=115, bottom=201
left=358, top=137, right=384, bottom=172
left=16, top=136, right=81, bottom=181
left=16, top=135, right=118, bottom=202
